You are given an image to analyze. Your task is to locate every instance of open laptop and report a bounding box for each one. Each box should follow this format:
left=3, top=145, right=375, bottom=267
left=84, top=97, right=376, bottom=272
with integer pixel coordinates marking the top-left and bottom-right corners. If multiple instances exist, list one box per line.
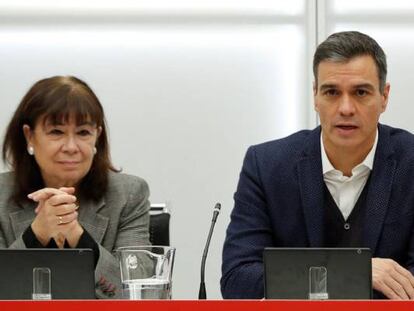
left=0, top=249, right=95, bottom=300
left=264, top=248, right=372, bottom=299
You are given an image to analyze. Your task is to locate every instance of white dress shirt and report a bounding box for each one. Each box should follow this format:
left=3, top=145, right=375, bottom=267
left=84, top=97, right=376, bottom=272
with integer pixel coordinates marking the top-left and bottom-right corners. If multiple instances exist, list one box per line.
left=321, top=130, right=378, bottom=220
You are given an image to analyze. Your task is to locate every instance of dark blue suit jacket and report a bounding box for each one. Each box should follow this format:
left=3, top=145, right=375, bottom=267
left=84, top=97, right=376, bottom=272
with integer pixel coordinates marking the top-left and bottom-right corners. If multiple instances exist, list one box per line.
left=221, top=124, right=414, bottom=299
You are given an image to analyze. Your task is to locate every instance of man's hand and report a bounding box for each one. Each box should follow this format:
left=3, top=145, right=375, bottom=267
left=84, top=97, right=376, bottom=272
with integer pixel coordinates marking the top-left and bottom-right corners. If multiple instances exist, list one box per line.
left=372, top=258, right=414, bottom=300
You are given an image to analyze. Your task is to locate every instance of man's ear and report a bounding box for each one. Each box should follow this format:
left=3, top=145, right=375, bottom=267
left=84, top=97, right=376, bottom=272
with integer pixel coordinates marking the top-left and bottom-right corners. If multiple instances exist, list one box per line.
left=313, top=82, right=319, bottom=112
left=22, top=124, right=33, bottom=145
left=381, top=83, right=390, bottom=113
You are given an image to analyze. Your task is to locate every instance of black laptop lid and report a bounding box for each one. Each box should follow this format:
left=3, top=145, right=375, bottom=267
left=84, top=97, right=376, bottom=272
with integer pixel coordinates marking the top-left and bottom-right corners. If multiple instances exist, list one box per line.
left=0, top=249, right=95, bottom=300
left=264, top=248, right=372, bottom=299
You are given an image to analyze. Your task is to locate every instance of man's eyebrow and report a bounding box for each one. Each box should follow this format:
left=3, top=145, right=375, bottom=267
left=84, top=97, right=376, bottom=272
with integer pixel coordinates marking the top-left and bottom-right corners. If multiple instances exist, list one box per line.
left=353, top=83, right=375, bottom=91
left=319, top=84, right=337, bottom=92
left=319, top=83, right=376, bottom=92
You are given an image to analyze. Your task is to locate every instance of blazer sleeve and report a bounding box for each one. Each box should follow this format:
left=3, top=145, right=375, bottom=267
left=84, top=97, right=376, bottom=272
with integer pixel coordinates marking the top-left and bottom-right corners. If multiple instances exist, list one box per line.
left=95, top=177, right=151, bottom=299
left=406, top=225, right=414, bottom=276
left=0, top=227, right=19, bottom=248
left=221, top=146, right=274, bottom=299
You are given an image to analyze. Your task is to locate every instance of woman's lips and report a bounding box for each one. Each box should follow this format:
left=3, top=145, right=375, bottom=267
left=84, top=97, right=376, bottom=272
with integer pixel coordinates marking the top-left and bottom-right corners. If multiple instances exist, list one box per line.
left=58, top=161, right=80, bottom=167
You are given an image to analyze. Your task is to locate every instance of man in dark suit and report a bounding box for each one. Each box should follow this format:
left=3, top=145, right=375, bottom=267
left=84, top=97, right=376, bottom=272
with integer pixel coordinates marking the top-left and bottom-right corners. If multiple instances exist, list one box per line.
left=221, top=31, right=414, bottom=300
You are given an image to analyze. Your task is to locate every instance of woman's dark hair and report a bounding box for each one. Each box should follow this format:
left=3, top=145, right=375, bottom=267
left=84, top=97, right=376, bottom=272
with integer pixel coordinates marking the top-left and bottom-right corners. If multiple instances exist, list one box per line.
left=2, top=75, right=118, bottom=203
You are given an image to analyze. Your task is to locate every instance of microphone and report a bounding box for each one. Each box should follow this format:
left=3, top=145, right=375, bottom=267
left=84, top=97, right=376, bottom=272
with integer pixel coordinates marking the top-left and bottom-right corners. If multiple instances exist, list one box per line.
left=199, top=203, right=221, bottom=299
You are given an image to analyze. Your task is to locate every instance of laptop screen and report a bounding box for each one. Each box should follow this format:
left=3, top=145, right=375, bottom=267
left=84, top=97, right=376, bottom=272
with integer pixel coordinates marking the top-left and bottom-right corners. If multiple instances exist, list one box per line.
left=263, top=248, right=372, bottom=299
left=0, top=249, right=95, bottom=300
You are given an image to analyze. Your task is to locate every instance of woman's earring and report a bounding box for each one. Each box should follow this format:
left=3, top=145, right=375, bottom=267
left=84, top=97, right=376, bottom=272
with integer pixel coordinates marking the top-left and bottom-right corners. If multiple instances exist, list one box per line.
left=27, top=146, right=34, bottom=155
left=93, top=147, right=97, bottom=155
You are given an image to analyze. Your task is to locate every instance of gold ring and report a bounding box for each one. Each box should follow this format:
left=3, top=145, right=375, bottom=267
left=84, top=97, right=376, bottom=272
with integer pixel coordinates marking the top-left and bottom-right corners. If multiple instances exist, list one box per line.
left=58, top=216, right=63, bottom=224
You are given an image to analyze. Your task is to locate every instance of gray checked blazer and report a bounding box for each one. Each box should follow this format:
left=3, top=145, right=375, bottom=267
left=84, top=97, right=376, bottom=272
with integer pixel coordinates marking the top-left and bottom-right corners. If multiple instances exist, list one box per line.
left=0, top=171, right=151, bottom=299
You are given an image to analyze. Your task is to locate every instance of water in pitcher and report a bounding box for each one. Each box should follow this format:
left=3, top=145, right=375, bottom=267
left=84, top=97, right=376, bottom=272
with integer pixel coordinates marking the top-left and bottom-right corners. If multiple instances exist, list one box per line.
left=122, top=278, right=171, bottom=299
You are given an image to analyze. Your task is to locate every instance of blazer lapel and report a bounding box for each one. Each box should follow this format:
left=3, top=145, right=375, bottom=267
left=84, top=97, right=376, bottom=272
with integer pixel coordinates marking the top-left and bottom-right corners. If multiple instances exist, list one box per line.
left=9, top=201, right=37, bottom=239
left=78, top=197, right=109, bottom=244
left=363, top=124, right=396, bottom=253
left=297, top=127, right=325, bottom=246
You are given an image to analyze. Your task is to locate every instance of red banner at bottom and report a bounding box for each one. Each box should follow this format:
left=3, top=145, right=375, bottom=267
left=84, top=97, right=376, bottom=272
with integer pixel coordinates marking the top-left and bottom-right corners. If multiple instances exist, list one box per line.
left=0, top=300, right=413, bottom=311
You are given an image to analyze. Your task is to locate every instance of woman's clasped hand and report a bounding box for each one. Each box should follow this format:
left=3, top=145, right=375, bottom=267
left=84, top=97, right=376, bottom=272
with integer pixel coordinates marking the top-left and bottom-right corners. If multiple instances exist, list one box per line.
left=29, top=187, right=83, bottom=248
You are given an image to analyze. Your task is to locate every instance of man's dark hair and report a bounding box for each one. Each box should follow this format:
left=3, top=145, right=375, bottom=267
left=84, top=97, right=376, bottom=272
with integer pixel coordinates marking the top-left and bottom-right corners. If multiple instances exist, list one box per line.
left=313, top=31, right=387, bottom=92
left=2, top=75, right=119, bottom=204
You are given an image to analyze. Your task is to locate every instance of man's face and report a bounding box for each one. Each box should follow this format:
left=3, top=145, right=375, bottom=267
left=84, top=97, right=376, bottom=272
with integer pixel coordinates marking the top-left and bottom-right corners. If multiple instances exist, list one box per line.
left=314, top=55, right=389, bottom=153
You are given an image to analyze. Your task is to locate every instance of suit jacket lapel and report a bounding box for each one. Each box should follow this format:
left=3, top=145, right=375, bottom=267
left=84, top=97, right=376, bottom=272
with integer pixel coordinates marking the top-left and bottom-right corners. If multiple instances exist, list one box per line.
left=363, top=124, right=396, bottom=253
left=297, top=127, right=325, bottom=246
left=78, top=197, right=109, bottom=244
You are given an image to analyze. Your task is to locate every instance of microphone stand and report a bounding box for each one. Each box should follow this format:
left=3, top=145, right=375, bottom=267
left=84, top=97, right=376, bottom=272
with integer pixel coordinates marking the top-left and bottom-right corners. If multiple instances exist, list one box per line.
left=198, top=203, right=221, bottom=299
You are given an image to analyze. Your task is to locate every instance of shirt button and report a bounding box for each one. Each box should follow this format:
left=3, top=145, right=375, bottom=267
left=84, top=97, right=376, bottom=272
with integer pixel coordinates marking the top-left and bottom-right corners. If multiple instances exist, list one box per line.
left=344, top=223, right=351, bottom=230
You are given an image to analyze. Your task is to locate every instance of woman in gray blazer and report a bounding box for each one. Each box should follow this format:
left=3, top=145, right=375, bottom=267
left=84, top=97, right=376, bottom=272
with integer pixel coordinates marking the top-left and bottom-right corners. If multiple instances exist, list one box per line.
left=0, top=76, right=150, bottom=298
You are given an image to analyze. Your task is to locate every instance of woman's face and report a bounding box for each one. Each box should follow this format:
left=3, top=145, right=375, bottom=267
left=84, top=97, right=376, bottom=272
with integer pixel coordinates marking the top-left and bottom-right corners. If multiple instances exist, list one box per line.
left=23, top=115, right=101, bottom=188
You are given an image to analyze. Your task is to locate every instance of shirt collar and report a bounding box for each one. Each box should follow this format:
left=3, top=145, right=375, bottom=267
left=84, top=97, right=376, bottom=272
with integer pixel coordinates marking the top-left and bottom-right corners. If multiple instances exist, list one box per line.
left=321, top=129, right=378, bottom=175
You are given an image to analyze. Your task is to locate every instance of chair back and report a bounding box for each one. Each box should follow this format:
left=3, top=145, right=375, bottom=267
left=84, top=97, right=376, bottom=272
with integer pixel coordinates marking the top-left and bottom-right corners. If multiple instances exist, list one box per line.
left=149, top=203, right=170, bottom=246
